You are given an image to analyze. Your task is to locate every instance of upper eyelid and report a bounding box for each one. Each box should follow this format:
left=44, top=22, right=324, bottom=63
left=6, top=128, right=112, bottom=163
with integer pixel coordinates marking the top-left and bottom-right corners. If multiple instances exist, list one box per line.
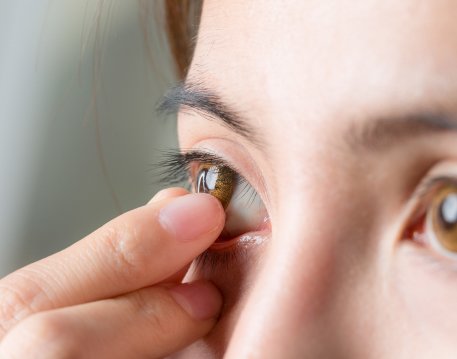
left=414, top=176, right=457, bottom=204
left=404, top=175, right=457, bottom=229
left=184, top=150, right=238, bottom=168
left=186, top=153, right=250, bottom=189
left=157, top=148, right=246, bottom=186
left=181, top=149, right=245, bottom=179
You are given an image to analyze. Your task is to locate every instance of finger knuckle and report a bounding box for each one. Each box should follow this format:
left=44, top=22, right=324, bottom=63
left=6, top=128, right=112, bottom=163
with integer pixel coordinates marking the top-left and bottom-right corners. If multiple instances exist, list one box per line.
left=99, top=223, right=150, bottom=282
left=1, top=313, right=79, bottom=359
left=0, top=282, right=36, bottom=337
left=0, top=270, right=55, bottom=339
left=131, top=289, right=176, bottom=341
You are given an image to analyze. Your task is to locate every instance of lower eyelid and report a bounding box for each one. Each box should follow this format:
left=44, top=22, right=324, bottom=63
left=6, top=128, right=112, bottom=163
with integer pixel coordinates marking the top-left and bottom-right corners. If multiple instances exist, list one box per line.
left=403, top=242, right=457, bottom=277
left=193, top=248, right=245, bottom=273
left=194, top=230, right=270, bottom=272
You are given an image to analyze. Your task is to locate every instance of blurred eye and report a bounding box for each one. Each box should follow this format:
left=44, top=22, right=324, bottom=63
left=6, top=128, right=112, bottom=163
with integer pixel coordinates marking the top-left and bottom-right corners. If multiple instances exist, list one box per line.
left=405, top=181, right=457, bottom=257
left=427, top=185, right=457, bottom=252
left=193, top=163, right=269, bottom=241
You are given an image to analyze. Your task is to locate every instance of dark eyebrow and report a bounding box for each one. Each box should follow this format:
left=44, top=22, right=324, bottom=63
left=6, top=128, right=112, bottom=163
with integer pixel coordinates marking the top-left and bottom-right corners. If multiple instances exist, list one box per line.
left=158, top=82, right=260, bottom=145
left=347, top=111, right=457, bottom=151
left=158, top=83, right=457, bottom=153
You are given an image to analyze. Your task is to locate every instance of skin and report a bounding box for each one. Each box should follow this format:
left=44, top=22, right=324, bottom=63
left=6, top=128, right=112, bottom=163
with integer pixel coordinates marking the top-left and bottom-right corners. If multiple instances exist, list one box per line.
left=0, top=189, right=226, bottom=358
left=173, top=0, right=457, bottom=358
left=2, top=1, right=457, bottom=358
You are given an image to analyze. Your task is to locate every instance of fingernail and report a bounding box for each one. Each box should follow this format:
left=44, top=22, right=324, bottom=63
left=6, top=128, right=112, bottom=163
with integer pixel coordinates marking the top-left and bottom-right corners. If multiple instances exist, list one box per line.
left=169, top=281, right=222, bottom=320
left=159, top=194, right=224, bottom=241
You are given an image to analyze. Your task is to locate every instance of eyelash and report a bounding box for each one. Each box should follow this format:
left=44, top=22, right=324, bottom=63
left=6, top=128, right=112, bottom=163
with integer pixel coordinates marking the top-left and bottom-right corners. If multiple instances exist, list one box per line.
left=158, top=149, right=244, bottom=189
left=157, top=148, right=257, bottom=270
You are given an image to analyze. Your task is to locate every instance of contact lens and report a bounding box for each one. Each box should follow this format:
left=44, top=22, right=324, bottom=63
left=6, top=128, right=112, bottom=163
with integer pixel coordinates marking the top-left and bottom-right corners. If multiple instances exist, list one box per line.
left=195, top=164, right=235, bottom=209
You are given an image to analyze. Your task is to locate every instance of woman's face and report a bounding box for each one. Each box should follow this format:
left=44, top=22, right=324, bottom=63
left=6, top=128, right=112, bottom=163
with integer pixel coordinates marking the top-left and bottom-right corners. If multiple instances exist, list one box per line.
left=174, top=1, right=457, bottom=357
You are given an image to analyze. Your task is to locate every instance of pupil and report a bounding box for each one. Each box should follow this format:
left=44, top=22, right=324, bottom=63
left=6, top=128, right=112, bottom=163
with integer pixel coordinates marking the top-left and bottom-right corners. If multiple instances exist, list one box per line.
left=440, top=193, right=457, bottom=228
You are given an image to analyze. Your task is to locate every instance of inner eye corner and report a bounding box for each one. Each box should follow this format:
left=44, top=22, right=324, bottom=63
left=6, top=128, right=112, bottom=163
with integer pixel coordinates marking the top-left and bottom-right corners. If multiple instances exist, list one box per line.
left=401, top=211, right=426, bottom=244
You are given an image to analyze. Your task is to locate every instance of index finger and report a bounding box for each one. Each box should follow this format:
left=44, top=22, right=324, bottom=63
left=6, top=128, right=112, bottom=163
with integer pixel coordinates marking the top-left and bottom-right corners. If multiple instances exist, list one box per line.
left=0, top=190, right=225, bottom=335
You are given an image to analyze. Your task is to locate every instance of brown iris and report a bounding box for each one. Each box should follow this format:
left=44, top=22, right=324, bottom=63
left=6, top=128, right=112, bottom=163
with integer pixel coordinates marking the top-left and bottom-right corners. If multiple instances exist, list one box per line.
left=194, top=164, right=236, bottom=209
left=430, top=185, right=457, bottom=252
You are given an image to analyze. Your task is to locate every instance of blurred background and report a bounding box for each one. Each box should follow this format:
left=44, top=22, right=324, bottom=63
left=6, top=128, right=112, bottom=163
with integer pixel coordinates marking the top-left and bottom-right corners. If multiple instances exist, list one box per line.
left=0, top=1, right=177, bottom=276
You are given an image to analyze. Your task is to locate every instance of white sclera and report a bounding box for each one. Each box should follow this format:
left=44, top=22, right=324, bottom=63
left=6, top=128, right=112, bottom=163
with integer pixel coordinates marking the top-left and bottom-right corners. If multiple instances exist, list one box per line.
left=223, top=181, right=268, bottom=238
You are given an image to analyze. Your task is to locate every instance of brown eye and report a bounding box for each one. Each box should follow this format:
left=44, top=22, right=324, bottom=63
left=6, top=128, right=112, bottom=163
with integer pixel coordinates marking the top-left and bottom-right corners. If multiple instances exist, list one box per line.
left=193, top=162, right=269, bottom=243
left=429, top=185, right=457, bottom=252
left=194, top=164, right=236, bottom=209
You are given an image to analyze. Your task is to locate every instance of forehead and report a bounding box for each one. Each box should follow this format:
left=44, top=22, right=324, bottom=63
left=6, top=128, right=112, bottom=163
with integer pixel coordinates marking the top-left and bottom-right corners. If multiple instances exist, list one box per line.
left=190, top=0, right=457, bottom=131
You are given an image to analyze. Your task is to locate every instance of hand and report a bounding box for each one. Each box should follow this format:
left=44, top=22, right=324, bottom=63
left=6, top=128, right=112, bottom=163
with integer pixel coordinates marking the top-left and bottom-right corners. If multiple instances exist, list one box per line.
left=0, top=188, right=225, bottom=358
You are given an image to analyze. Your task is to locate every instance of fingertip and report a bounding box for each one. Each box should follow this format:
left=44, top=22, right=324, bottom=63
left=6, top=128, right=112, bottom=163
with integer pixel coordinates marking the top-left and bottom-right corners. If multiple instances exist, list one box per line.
left=169, top=280, right=223, bottom=321
left=159, top=193, right=226, bottom=242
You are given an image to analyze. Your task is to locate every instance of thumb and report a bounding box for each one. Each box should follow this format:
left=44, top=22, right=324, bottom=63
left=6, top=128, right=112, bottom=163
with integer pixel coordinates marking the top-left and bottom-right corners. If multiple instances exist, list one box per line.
left=0, top=280, right=222, bottom=359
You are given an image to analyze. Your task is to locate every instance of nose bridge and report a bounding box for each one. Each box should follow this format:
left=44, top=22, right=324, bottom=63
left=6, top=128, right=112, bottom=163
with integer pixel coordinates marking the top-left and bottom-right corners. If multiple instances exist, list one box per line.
left=225, top=180, right=382, bottom=358
left=224, top=220, right=340, bottom=357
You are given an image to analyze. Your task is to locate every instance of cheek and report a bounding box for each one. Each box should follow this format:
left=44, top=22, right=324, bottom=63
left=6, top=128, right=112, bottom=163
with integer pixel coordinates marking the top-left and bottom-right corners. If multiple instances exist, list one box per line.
left=395, top=243, right=457, bottom=351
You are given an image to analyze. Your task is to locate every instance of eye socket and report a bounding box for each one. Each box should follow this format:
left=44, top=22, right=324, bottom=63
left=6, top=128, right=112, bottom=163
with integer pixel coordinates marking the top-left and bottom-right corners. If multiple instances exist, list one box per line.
left=157, top=149, right=270, bottom=245
left=405, top=181, right=457, bottom=256
left=193, top=163, right=269, bottom=242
